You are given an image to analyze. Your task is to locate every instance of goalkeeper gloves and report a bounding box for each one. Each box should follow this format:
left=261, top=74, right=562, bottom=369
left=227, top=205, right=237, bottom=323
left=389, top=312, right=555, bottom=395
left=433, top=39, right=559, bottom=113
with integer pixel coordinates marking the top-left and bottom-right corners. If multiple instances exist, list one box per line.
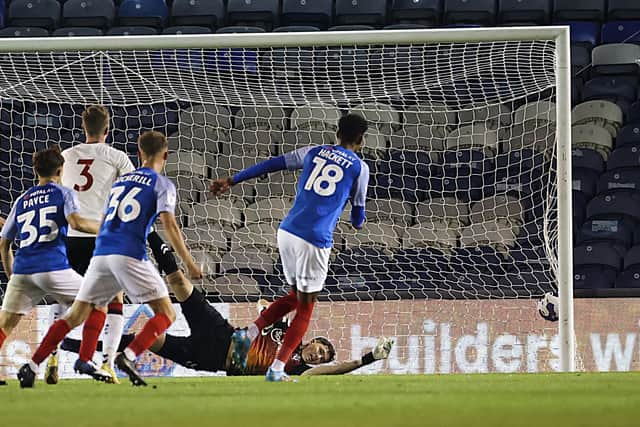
left=361, top=337, right=394, bottom=366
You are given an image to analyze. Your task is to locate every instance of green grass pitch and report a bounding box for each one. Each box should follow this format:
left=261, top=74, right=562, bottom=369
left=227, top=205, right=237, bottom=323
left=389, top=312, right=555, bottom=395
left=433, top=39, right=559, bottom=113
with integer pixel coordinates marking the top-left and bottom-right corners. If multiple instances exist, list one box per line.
left=2, top=373, right=639, bottom=427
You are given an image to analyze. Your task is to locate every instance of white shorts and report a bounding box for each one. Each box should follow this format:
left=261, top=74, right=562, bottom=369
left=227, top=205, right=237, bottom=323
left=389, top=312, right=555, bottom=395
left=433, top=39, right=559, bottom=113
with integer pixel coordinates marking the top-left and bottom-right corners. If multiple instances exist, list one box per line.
left=2, top=269, right=82, bottom=315
left=277, top=229, right=331, bottom=293
left=75, top=255, right=168, bottom=307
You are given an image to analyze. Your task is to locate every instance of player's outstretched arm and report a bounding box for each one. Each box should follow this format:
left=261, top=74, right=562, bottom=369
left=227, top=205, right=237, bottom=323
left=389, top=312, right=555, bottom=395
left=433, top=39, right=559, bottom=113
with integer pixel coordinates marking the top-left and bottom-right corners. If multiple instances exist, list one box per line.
left=210, top=156, right=288, bottom=196
left=66, top=213, right=101, bottom=235
left=301, top=337, right=394, bottom=376
left=158, top=212, right=203, bottom=280
left=0, top=238, right=14, bottom=278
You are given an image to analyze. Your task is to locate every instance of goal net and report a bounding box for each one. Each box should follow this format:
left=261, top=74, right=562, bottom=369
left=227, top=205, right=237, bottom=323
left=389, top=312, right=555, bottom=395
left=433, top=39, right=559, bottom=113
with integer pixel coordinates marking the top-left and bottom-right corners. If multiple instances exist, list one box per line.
left=0, top=29, right=574, bottom=375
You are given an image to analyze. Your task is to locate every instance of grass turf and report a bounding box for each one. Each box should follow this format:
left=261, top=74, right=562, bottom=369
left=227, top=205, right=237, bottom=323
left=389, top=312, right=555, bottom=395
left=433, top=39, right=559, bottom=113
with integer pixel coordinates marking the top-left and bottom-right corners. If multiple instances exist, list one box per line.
left=1, top=373, right=639, bottom=427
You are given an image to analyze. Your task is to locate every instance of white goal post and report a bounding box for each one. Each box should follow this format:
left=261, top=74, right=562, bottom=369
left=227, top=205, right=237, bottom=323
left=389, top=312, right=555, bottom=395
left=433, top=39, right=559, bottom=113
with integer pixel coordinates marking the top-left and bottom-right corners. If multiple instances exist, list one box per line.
left=0, top=27, right=574, bottom=373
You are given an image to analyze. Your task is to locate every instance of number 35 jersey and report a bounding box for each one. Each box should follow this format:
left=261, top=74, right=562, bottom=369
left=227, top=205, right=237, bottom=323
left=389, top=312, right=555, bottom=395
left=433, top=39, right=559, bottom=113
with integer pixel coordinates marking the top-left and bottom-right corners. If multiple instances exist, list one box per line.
left=280, top=145, right=369, bottom=249
left=94, top=168, right=176, bottom=261
left=62, top=143, right=135, bottom=238
left=0, top=183, right=80, bottom=274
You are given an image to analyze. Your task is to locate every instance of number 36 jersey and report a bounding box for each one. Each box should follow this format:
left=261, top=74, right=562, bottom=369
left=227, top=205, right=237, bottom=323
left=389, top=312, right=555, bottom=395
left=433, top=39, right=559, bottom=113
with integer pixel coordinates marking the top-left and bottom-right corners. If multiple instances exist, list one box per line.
left=0, top=183, right=80, bottom=274
left=280, top=145, right=369, bottom=249
left=94, top=168, right=176, bottom=261
left=62, top=143, right=135, bottom=238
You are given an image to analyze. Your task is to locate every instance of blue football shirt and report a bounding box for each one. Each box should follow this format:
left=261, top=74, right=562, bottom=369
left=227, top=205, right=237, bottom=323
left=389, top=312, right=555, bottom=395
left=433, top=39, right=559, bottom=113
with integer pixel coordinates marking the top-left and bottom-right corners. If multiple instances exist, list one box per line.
left=279, top=145, right=369, bottom=248
left=1, top=182, right=80, bottom=274
left=94, top=167, right=176, bottom=260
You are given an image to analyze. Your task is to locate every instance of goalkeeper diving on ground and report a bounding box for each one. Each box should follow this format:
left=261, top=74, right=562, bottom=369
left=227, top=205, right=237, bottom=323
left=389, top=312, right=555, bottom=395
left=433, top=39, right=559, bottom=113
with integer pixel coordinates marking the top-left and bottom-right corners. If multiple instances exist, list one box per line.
left=61, top=270, right=394, bottom=376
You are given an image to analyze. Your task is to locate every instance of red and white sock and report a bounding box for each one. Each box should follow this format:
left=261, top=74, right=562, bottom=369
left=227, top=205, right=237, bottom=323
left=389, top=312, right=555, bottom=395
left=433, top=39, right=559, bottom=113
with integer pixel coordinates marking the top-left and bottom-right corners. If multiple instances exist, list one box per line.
left=271, top=299, right=315, bottom=371
left=250, top=290, right=298, bottom=341
left=79, top=309, right=106, bottom=362
left=32, top=319, right=72, bottom=367
left=123, top=313, right=172, bottom=360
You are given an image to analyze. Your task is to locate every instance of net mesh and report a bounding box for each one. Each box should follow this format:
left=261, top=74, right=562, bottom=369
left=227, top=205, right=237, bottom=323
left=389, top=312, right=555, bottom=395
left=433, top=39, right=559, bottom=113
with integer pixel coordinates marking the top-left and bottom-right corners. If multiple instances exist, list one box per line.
left=0, top=36, right=567, bottom=373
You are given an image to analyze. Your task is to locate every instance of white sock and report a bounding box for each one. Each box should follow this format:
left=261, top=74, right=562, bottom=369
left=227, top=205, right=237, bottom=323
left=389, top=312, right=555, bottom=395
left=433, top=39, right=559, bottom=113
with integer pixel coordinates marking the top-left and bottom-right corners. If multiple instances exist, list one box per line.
left=270, top=359, right=285, bottom=372
left=48, top=304, right=64, bottom=356
left=103, top=313, right=124, bottom=368
left=247, top=323, right=260, bottom=342
left=28, top=360, right=38, bottom=373
left=123, top=348, right=136, bottom=362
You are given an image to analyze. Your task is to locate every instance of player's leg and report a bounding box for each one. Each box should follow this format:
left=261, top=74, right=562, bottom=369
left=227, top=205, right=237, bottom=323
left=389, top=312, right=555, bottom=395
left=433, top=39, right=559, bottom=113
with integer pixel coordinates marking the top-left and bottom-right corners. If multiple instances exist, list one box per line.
left=266, top=231, right=330, bottom=382
left=246, top=229, right=300, bottom=342
left=44, top=303, right=64, bottom=384
left=100, top=292, right=124, bottom=383
left=0, top=310, right=22, bottom=385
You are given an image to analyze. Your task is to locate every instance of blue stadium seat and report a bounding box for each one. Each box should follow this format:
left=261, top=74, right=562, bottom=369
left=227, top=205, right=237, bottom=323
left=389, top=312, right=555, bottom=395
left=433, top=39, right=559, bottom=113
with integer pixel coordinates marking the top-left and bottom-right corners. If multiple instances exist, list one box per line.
left=573, top=190, right=587, bottom=229
left=118, top=0, right=168, bottom=29
left=390, top=0, right=441, bottom=27
left=608, top=0, right=640, bottom=21
left=53, top=27, right=103, bottom=36
left=394, top=248, right=451, bottom=285
left=8, top=0, right=60, bottom=30
left=0, top=26, right=49, bottom=37
left=498, top=0, right=550, bottom=25
left=581, top=76, right=638, bottom=104
left=381, top=149, right=432, bottom=177
left=62, top=0, right=115, bottom=29
left=607, top=146, right=640, bottom=171
left=573, top=168, right=599, bottom=199
left=106, top=26, right=158, bottom=35
left=624, top=245, right=640, bottom=269
left=273, top=25, right=320, bottom=32
left=587, top=190, right=640, bottom=222
left=553, top=0, right=606, bottom=22
left=578, top=217, right=636, bottom=251
left=628, top=101, right=640, bottom=124
left=226, top=0, right=279, bottom=31
left=383, top=23, right=430, bottom=30
left=328, top=24, right=376, bottom=31
left=373, top=173, right=428, bottom=203
left=598, top=169, right=640, bottom=195
left=216, top=26, right=265, bottom=34
left=572, top=148, right=604, bottom=173
left=614, top=270, right=640, bottom=288
left=571, top=44, right=591, bottom=80
left=616, top=124, right=640, bottom=148
left=281, top=0, right=332, bottom=30
left=601, top=21, right=640, bottom=44
left=444, top=0, right=497, bottom=26
left=574, top=242, right=622, bottom=289
left=162, top=26, right=211, bottom=35
left=562, top=21, right=599, bottom=47
left=171, top=0, right=224, bottom=30
left=335, top=0, right=387, bottom=28
left=495, top=149, right=548, bottom=181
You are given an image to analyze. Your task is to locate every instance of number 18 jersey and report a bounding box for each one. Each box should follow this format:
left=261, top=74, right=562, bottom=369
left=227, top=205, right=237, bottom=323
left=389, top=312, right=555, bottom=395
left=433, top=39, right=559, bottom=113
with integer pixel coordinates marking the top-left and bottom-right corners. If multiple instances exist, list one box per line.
left=280, top=145, right=369, bottom=249
left=94, top=168, right=176, bottom=260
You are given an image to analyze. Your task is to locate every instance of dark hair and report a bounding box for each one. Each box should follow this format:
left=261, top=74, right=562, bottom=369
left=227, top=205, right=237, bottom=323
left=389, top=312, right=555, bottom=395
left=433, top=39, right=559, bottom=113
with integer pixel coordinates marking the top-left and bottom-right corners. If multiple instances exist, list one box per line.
left=33, top=145, right=64, bottom=177
left=138, top=130, right=168, bottom=157
left=82, top=105, right=110, bottom=137
left=311, top=336, right=337, bottom=362
left=337, top=113, right=368, bottom=146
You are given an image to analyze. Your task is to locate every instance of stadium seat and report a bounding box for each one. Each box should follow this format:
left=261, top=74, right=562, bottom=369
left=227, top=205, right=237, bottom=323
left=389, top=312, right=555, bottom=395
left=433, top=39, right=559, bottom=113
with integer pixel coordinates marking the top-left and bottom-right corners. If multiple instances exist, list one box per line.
left=598, top=169, right=640, bottom=195
left=578, top=218, right=636, bottom=251
left=171, top=0, right=224, bottom=30
left=351, top=102, right=401, bottom=137
left=601, top=21, right=640, bottom=44
left=471, top=194, right=524, bottom=225
left=244, top=198, right=293, bottom=225
left=571, top=44, right=591, bottom=82
left=191, top=199, right=243, bottom=231
left=162, top=26, right=211, bottom=35
left=574, top=242, right=622, bottom=289
left=592, top=44, right=640, bottom=77
left=607, top=146, right=640, bottom=171
left=118, top=0, right=168, bottom=29
left=574, top=190, right=587, bottom=229
left=389, top=0, right=441, bottom=27
left=232, top=223, right=279, bottom=251
left=617, top=124, right=640, bottom=148
left=608, top=0, right=640, bottom=21
left=178, top=105, right=232, bottom=153
left=215, top=26, right=265, bottom=34
left=220, top=247, right=276, bottom=275
left=415, top=196, right=470, bottom=230
left=572, top=100, right=623, bottom=139
left=552, top=0, right=606, bottom=22
left=573, top=168, right=599, bottom=199
left=562, top=21, right=600, bottom=47
left=328, top=24, right=376, bottom=31
left=106, top=26, right=158, bottom=35
left=624, top=245, right=640, bottom=270
left=587, top=190, right=640, bottom=222
left=8, top=0, right=60, bottom=30
left=444, top=0, right=497, bottom=26
left=571, top=125, right=612, bottom=162
left=226, top=0, right=279, bottom=31
left=165, top=151, right=208, bottom=178
left=62, top=0, right=115, bottom=29
left=281, top=0, right=332, bottom=30
left=374, top=173, right=429, bottom=203
left=52, top=27, right=103, bottom=36
left=445, top=124, right=499, bottom=156
left=273, top=25, right=320, bottom=32
left=334, top=0, right=387, bottom=28
left=572, top=148, right=604, bottom=173
left=0, top=26, right=49, bottom=37
left=498, top=0, right=551, bottom=25
left=366, top=198, right=414, bottom=225
left=383, top=23, right=431, bottom=30
left=581, top=77, right=638, bottom=112
left=253, top=171, right=298, bottom=200
left=208, top=274, right=261, bottom=299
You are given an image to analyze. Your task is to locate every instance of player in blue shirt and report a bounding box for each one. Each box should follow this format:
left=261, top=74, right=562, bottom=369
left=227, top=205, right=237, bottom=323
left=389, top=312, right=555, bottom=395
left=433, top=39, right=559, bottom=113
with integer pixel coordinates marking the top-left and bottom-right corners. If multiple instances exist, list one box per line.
left=19, top=131, right=203, bottom=388
left=210, top=113, right=370, bottom=381
left=0, top=146, right=101, bottom=385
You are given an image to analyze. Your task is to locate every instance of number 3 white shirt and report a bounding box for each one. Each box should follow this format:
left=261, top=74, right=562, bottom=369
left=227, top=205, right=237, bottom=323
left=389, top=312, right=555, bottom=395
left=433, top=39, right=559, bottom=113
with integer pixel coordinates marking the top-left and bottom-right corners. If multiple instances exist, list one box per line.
left=279, top=145, right=369, bottom=249
left=61, top=143, right=134, bottom=237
